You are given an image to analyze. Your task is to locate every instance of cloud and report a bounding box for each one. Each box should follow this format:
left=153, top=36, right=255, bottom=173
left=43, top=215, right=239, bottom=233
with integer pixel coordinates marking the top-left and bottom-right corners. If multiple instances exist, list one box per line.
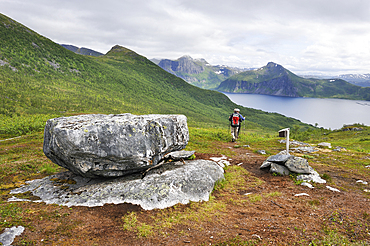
left=1, top=0, right=370, bottom=74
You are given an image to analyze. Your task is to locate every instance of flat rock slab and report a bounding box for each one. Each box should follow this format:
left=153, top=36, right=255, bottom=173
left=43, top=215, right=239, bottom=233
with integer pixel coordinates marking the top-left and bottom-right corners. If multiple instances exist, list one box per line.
left=43, top=114, right=189, bottom=178
left=9, top=160, right=224, bottom=210
left=164, top=150, right=195, bottom=160
left=266, top=154, right=290, bottom=163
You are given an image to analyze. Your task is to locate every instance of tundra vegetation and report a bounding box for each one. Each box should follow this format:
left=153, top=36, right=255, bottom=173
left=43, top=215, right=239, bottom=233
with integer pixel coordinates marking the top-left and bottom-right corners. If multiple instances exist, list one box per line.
left=0, top=13, right=369, bottom=245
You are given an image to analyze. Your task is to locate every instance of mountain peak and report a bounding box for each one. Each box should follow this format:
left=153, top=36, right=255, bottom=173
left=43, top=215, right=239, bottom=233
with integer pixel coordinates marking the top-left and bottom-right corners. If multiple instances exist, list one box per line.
left=178, top=55, right=193, bottom=61
left=106, top=45, right=135, bottom=55
left=105, top=45, right=146, bottom=62
left=263, top=62, right=286, bottom=74
left=265, top=62, right=282, bottom=68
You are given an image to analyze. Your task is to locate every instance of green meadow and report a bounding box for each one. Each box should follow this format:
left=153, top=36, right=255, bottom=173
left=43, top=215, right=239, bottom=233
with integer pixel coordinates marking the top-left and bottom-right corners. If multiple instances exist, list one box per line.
left=0, top=13, right=369, bottom=245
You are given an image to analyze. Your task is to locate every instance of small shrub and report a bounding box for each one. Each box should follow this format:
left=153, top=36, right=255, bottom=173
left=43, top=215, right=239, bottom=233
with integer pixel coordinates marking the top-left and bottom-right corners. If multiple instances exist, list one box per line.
left=302, top=154, right=315, bottom=159
left=308, top=200, right=320, bottom=207
left=39, top=163, right=59, bottom=175
left=122, top=212, right=138, bottom=231
left=248, top=194, right=262, bottom=203
left=137, top=223, right=154, bottom=237
left=321, top=173, right=332, bottom=183
left=265, top=191, right=282, bottom=197
left=289, top=173, right=304, bottom=185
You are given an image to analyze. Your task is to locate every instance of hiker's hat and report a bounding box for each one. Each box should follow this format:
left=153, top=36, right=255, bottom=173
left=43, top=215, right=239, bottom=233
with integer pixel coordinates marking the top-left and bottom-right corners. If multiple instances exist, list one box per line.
left=234, top=108, right=240, bottom=112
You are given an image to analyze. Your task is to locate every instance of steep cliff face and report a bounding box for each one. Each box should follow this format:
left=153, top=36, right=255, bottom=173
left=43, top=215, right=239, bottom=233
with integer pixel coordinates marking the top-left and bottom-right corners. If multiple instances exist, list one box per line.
left=158, top=55, right=204, bottom=74
left=155, top=55, right=250, bottom=89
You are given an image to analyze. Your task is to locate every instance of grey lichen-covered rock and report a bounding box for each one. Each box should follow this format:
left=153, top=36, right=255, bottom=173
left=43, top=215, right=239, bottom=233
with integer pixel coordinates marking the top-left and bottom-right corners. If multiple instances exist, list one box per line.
left=317, top=142, right=331, bottom=148
left=266, top=154, right=290, bottom=163
left=257, top=150, right=267, bottom=155
left=43, top=114, right=189, bottom=178
left=296, top=170, right=326, bottom=184
left=0, top=226, right=25, bottom=246
left=10, top=160, right=224, bottom=210
left=260, top=160, right=272, bottom=169
left=284, top=156, right=314, bottom=174
left=291, top=146, right=318, bottom=153
left=164, top=150, right=195, bottom=160
left=270, top=163, right=290, bottom=176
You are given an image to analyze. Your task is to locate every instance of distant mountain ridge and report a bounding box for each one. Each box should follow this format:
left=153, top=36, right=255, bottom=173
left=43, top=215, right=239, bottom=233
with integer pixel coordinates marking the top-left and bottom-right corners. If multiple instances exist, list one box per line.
left=60, top=44, right=103, bottom=56
left=299, top=74, right=370, bottom=88
left=338, top=74, right=370, bottom=87
left=217, top=62, right=370, bottom=101
left=0, top=13, right=311, bottom=131
left=154, top=56, right=252, bottom=89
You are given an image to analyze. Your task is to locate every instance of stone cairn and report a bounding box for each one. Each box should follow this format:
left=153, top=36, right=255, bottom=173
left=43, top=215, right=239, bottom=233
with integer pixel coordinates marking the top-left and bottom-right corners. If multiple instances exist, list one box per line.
left=260, top=152, right=326, bottom=184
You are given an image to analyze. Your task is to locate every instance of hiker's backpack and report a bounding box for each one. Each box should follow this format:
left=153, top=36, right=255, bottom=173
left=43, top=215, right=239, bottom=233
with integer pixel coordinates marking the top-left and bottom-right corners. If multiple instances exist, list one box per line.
left=231, top=113, right=240, bottom=127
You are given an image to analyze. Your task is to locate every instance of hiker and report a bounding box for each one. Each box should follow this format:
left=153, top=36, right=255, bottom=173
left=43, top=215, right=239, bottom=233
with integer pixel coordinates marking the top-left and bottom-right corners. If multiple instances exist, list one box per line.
left=229, top=108, right=245, bottom=142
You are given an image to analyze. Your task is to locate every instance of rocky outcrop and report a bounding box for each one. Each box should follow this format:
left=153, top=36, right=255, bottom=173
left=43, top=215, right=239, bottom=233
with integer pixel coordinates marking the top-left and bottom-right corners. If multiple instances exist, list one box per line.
left=10, top=160, right=224, bottom=210
left=43, top=114, right=189, bottom=178
left=158, top=55, right=204, bottom=74
left=155, top=55, right=250, bottom=89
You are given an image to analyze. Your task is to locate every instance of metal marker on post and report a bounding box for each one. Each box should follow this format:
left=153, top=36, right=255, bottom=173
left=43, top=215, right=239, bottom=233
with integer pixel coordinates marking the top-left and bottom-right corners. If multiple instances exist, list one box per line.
left=278, top=128, right=290, bottom=155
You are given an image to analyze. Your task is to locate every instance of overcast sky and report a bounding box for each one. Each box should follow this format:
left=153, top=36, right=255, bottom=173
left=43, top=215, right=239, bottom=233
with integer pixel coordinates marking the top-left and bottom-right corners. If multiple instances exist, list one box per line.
left=1, top=0, right=370, bottom=75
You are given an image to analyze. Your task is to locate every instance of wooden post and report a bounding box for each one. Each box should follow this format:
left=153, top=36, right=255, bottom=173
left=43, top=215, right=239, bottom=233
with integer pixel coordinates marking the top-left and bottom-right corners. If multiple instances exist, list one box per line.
left=278, top=128, right=290, bottom=155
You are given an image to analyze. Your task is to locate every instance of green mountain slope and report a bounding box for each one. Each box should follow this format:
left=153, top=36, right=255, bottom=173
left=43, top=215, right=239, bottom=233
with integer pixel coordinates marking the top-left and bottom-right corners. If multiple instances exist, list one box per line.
left=217, top=62, right=370, bottom=100
left=0, top=13, right=312, bottom=133
left=156, top=56, right=249, bottom=89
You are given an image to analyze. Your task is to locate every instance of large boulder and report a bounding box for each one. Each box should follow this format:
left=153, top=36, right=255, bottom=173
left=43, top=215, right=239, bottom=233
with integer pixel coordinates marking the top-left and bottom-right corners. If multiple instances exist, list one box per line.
left=43, top=114, right=189, bottom=178
left=10, top=160, right=224, bottom=210
left=284, top=156, right=314, bottom=174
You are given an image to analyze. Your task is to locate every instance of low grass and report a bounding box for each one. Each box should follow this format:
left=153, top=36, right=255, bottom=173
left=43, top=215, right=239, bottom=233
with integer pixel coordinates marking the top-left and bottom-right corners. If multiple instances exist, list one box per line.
left=0, top=203, right=24, bottom=228
left=0, top=122, right=369, bottom=244
left=310, top=231, right=369, bottom=246
left=210, top=236, right=258, bottom=246
left=118, top=164, right=266, bottom=238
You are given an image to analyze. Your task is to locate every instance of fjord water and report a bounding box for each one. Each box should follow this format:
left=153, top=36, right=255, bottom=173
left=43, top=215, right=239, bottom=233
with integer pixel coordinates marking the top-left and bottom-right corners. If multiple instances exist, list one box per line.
left=224, top=93, right=370, bottom=129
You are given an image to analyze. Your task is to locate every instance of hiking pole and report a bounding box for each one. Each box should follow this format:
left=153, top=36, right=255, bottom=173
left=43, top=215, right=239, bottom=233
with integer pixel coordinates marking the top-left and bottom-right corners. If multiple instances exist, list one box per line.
left=237, top=121, right=242, bottom=140
left=229, top=124, right=231, bottom=141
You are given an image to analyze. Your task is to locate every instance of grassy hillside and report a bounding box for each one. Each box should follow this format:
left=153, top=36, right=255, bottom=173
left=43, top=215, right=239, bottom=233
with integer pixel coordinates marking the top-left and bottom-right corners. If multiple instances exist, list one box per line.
left=0, top=13, right=369, bottom=246
left=0, top=13, right=313, bottom=138
left=218, top=62, right=370, bottom=100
